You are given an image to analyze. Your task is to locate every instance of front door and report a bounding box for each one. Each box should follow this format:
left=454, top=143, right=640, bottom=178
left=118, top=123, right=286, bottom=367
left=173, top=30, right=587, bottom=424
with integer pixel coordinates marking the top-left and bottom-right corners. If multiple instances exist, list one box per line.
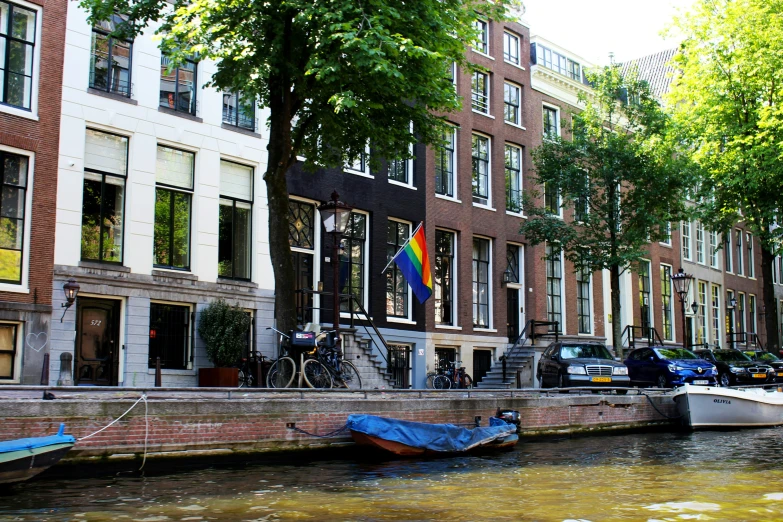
left=473, top=349, right=492, bottom=384
left=76, top=298, right=121, bottom=386
left=292, top=251, right=314, bottom=326
left=507, top=288, right=520, bottom=343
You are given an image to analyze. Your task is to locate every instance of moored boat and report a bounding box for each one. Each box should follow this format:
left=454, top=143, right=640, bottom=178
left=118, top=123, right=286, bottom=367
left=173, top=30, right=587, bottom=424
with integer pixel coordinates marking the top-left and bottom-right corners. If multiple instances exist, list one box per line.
left=0, top=424, right=75, bottom=484
left=672, top=383, right=783, bottom=429
left=347, top=414, right=518, bottom=456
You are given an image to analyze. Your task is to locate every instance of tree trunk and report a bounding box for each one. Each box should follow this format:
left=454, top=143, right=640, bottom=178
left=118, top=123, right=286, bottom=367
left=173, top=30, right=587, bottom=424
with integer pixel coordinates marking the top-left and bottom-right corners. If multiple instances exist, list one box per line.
left=610, top=264, right=624, bottom=359
left=761, top=245, right=780, bottom=354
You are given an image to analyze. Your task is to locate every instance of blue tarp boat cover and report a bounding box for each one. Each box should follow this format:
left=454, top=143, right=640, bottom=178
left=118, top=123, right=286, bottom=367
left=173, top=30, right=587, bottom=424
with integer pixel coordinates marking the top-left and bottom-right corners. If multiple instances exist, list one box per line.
left=347, top=414, right=516, bottom=453
left=0, top=423, right=75, bottom=454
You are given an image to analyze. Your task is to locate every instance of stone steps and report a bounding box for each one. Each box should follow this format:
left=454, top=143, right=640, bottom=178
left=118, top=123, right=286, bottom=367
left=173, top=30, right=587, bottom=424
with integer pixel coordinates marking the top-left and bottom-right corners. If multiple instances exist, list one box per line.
left=476, top=345, right=535, bottom=389
left=343, top=334, right=397, bottom=390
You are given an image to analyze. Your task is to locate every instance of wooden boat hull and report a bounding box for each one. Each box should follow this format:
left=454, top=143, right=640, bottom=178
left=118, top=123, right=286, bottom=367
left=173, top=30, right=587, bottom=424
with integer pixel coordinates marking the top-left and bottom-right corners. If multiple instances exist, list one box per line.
left=0, top=442, right=74, bottom=484
left=673, top=384, right=783, bottom=429
left=351, top=430, right=518, bottom=457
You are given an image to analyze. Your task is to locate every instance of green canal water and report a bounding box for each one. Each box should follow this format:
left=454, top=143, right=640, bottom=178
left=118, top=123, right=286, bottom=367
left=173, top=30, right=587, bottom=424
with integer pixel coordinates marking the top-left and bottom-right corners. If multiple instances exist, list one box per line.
left=3, top=429, right=783, bottom=521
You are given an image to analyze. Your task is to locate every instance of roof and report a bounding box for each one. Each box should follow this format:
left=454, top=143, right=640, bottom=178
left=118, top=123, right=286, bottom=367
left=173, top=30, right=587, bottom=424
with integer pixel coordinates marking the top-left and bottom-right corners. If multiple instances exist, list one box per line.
left=621, top=48, right=678, bottom=99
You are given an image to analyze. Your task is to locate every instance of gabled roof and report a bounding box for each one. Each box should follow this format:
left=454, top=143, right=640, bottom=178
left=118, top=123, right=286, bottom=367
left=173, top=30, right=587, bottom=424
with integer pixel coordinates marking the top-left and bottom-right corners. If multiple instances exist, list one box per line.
left=621, top=48, right=678, bottom=99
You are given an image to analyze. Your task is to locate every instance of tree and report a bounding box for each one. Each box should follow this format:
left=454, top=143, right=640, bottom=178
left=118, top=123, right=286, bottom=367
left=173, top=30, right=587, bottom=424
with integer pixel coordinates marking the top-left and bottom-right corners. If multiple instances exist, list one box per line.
left=667, top=0, right=783, bottom=353
left=80, top=0, right=516, bottom=335
left=520, top=65, right=690, bottom=357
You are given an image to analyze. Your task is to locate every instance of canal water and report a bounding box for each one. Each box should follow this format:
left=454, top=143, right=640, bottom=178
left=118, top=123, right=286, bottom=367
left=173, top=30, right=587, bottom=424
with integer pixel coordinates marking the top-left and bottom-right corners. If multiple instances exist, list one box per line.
left=3, top=428, right=783, bottom=521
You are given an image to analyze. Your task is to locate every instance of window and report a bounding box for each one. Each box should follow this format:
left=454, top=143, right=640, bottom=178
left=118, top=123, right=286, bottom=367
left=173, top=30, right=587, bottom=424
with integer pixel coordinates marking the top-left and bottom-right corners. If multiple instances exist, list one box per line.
left=749, top=295, right=756, bottom=336
left=471, top=71, right=489, bottom=114
left=386, top=220, right=410, bottom=319
left=504, top=82, right=520, bottom=125
left=533, top=43, right=578, bottom=81
left=471, top=134, right=490, bottom=204
left=747, top=233, right=755, bottom=278
left=639, top=260, right=651, bottom=330
left=473, top=19, right=488, bottom=54
left=576, top=267, right=591, bottom=334
left=435, top=347, right=456, bottom=369
left=81, top=130, right=128, bottom=264
left=389, top=124, right=414, bottom=187
left=709, top=230, right=719, bottom=268
left=506, top=244, right=520, bottom=284
left=567, top=59, right=581, bottom=82
left=0, top=150, right=28, bottom=283
left=505, top=144, right=522, bottom=213
left=345, top=144, right=370, bottom=176
left=574, top=172, right=589, bottom=222
left=503, top=32, right=520, bottom=65
left=0, top=323, right=18, bottom=380
left=697, top=281, right=707, bottom=344
left=339, top=212, right=368, bottom=312
left=472, top=237, right=490, bottom=328
left=724, top=234, right=732, bottom=273
left=90, top=13, right=132, bottom=97
left=682, top=221, right=691, bottom=260
left=435, top=230, right=455, bottom=326
left=435, top=127, right=455, bottom=198
left=159, top=54, right=197, bottom=115
left=0, top=1, right=36, bottom=110
left=148, top=302, right=191, bottom=370
left=711, top=285, right=721, bottom=346
left=543, top=106, right=559, bottom=139
left=738, top=293, right=746, bottom=339
left=545, top=183, right=560, bottom=216
left=696, top=222, right=704, bottom=264
left=446, top=61, right=456, bottom=86
left=218, top=160, right=253, bottom=280
left=661, top=222, right=672, bottom=245
left=735, top=229, right=743, bottom=275
left=222, top=91, right=255, bottom=131
left=154, top=145, right=194, bottom=270
left=661, top=265, right=673, bottom=341
left=546, top=244, right=563, bottom=332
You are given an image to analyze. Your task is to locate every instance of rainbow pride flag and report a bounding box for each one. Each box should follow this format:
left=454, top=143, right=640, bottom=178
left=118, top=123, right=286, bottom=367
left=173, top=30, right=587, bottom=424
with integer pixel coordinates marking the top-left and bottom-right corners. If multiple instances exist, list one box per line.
left=389, top=223, right=432, bottom=304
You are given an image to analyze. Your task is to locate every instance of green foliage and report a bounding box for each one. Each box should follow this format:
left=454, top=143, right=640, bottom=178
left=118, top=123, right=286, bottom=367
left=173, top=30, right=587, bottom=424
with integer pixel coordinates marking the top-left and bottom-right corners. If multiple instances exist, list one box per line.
left=197, top=300, right=252, bottom=368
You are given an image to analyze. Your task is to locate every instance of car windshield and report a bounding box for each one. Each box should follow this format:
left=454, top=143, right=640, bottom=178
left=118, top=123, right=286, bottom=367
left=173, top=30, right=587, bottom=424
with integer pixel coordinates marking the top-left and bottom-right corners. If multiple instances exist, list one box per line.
left=755, top=352, right=780, bottom=362
left=654, top=348, right=698, bottom=360
left=712, top=350, right=752, bottom=362
left=560, top=344, right=613, bottom=360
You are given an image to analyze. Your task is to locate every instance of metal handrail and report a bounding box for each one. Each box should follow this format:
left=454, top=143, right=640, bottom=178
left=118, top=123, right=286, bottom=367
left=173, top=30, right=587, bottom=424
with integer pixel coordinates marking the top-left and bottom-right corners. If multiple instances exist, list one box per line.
left=727, top=331, right=765, bottom=351
left=622, top=324, right=664, bottom=350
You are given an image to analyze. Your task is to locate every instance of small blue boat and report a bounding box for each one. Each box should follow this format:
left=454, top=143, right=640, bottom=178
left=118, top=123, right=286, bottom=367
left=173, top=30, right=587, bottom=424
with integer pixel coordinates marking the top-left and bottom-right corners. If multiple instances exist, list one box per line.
left=347, top=414, right=518, bottom=456
left=0, top=424, right=75, bottom=484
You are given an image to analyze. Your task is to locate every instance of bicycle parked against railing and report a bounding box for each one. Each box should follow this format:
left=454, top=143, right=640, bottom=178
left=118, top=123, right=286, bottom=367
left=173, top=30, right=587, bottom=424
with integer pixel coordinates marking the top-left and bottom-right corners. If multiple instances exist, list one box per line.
left=265, top=328, right=297, bottom=388
left=237, top=350, right=268, bottom=388
left=301, top=331, right=363, bottom=390
left=427, top=360, right=472, bottom=389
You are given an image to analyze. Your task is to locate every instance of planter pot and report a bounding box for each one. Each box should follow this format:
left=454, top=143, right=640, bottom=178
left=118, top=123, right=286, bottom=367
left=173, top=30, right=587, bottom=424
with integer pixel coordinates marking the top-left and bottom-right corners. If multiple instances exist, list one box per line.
left=198, top=367, right=239, bottom=387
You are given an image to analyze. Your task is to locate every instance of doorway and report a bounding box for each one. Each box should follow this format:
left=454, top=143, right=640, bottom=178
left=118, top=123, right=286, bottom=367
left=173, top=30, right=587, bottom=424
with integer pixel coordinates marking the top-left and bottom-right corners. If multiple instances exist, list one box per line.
left=507, top=288, right=520, bottom=343
left=292, top=251, right=314, bottom=325
left=75, top=298, right=121, bottom=386
left=473, top=349, right=492, bottom=385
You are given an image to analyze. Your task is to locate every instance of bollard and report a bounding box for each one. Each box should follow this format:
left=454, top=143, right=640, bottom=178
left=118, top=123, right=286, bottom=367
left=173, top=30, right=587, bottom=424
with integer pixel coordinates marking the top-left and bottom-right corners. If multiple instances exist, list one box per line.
left=500, top=355, right=507, bottom=384
left=155, top=357, right=162, bottom=387
left=57, top=352, right=73, bottom=386
left=40, top=352, right=50, bottom=385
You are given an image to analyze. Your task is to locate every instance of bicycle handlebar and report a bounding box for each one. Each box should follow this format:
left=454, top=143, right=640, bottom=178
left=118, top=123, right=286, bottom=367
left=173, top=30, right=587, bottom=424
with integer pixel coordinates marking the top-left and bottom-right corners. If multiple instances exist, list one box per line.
left=265, top=326, right=291, bottom=339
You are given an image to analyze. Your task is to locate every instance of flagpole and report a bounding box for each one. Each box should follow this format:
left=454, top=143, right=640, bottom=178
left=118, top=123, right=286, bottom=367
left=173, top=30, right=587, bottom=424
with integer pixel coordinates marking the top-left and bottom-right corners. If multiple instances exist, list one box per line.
left=379, top=221, right=424, bottom=275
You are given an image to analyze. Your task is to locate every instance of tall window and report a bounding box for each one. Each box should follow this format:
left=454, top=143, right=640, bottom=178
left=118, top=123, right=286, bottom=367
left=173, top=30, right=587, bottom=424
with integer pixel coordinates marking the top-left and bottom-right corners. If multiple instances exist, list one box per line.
left=576, top=267, right=591, bottom=334
left=148, top=302, right=191, bottom=370
left=574, top=172, right=589, bottom=222
left=661, top=265, right=673, bottom=341
left=471, top=71, right=489, bottom=114
left=503, top=32, right=519, bottom=65
left=339, top=212, right=368, bottom=311
left=473, top=19, right=488, bottom=54
left=546, top=244, right=562, bottom=332
left=735, top=229, right=743, bottom=275
left=709, top=231, right=719, bottom=268
left=435, top=230, right=455, bottom=326
left=697, top=281, right=707, bottom=344
left=81, top=130, right=128, bottom=264
left=505, top=144, right=522, bottom=213
left=0, top=323, right=18, bottom=380
left=747, top=233, right=755, bottom=278
left=567, top=59, right=581, bottom=82
left=345, top=144, right=370, bottom=176
left=545, top=184, right=560, bottom=215
left=506, top=244, right=520, bottom=284
left=471, top=134, right=490, bottom=204
left=711, top=285, right=721, bottom=346
left=696, top=222, right=704, bottom=264
left=0, top=1, right=36, bottom=109
left=222, top=91, right=255, bottom=131
left=472, top=237, right=490, bottom=328
left=435, top=127, right=455, bottom=197
left=154, top=145, right=194, bottom=270
left=159, top=54, right=197, bottom=115
left=682, top=221, right=691, bottom=260
left=504, top=82, right=520, bottom=125
left=749, top=295, right=757, bottom=336
left=386, top=220, right=410, bottom=318
left=543, top=107, right=559, bottom=138
left=90, top=13, right=132, bottom=97
left=638, top=261, right=651, bottom=330
left=0, top=151, right=28, bottom=284
left=724, top=234, right=732, bottom=272
left=388, top=129, right=413, bottom=186
left=738, top=293, right=746, bottom=338
left=218, top=160, right=252, bottom=280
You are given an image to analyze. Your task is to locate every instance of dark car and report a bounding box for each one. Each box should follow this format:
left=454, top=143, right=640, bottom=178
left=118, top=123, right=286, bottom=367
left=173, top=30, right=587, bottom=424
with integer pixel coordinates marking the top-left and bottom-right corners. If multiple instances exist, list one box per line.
left=624, top=347, right=718, bottom=388
left=743, top=350, right=783, bottom=383
left=537, top=342, right=630, bottom=390
left=693, top=349, right=775, bottom=387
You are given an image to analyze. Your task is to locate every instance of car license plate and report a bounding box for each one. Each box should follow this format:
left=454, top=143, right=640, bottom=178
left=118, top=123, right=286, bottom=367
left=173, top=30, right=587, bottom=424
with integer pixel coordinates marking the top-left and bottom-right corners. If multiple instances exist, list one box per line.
left=591, top=376, right=611, bottom=383
left=777, top=372, right=783, bottom=377
left=752, top=373, right=766, bottom=378
left=693, top=380, right=709, bottom=385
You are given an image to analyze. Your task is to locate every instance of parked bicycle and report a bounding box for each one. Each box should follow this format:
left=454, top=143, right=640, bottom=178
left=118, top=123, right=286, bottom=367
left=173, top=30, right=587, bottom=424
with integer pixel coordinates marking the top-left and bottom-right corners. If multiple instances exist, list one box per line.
left=301, top=331, right=363, bottom=390
left=427, top=360, right=472, bottom=389
left=237, top=350, right=267, bottom=388
left=265, top=328, right=297, bottom=388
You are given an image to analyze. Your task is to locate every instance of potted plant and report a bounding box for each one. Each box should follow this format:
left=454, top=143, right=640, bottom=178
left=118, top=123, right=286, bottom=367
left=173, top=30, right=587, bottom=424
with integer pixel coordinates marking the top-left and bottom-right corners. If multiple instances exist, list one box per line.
left=197, top=299, right=251, bottom=387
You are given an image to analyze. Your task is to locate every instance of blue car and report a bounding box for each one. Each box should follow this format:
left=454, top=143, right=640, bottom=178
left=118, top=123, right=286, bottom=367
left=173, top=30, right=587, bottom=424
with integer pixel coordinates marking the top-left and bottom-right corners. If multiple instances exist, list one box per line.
left=624, top=347, right=718, bottom=388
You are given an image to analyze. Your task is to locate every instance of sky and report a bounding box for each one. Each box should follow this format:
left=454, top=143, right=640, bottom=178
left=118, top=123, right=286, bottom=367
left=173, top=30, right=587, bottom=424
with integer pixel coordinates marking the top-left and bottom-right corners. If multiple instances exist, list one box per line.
left=522, top=0, right=697, bottom=65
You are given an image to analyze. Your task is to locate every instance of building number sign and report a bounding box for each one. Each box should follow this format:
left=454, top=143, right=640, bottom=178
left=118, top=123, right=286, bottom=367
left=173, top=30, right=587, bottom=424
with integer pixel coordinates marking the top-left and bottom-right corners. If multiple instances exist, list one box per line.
left=90, top=320, right=102, bottom=326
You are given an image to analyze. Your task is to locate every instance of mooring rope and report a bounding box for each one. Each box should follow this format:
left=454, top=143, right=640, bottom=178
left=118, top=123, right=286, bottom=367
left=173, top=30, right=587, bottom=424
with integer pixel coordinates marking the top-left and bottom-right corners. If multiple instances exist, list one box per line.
left=288, top=424, right=350, bottom=438
left=77, top=394, right=150, bottom=470
left=643, top=392, right=683, bottom=420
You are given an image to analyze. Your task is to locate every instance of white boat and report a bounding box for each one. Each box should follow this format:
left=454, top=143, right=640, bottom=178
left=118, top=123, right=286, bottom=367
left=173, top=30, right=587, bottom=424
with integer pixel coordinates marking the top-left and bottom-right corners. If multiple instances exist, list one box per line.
left=673, top=383, right=783, bottom=429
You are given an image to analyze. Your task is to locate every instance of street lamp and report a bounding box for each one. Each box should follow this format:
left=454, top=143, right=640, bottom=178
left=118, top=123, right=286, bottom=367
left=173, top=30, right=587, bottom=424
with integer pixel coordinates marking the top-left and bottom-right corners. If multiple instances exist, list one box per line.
left=60, top=278, right=80, bottom=322
left=727, top=297, right=737, bottom=349
left=670, top=268, right=694, bottom=349
left=318, top=191, right=352, bottom=343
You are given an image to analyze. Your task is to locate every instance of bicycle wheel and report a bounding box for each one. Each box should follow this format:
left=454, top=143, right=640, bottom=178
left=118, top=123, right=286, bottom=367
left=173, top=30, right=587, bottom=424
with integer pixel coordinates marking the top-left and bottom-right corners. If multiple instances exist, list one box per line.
left=334, top=360, right=362, bottom=390
left=433, top=374, right=451, bottom=389
left=426, top=372, right=436, bottom=389
left=303, top=359, right=333, bottom=388
left=238, top=368, right=253, bottom=388
left=462, top=373, right=473, bottom=389
left=266, top=357, right=296, bottom=388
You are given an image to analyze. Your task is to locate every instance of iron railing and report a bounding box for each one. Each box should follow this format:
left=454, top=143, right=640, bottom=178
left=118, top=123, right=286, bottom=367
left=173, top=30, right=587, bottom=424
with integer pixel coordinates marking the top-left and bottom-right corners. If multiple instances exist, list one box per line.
left=622, top=325, right=665, bottom=351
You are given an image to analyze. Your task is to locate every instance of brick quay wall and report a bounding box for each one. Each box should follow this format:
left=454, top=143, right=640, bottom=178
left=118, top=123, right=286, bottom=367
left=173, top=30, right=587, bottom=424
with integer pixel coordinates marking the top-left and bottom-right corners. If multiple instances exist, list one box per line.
left=0, top=388, right=679, bottom=462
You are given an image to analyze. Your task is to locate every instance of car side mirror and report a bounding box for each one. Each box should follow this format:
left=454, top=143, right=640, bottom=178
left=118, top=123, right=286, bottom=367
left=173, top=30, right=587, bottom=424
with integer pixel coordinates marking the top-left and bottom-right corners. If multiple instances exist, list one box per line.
left=649, top=356, right=655, bottom=361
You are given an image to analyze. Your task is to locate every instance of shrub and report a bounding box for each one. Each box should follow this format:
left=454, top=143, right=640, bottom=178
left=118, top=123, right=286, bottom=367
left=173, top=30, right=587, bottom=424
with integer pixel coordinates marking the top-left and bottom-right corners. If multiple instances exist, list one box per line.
left=197, top=299, right=251, bottom=367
